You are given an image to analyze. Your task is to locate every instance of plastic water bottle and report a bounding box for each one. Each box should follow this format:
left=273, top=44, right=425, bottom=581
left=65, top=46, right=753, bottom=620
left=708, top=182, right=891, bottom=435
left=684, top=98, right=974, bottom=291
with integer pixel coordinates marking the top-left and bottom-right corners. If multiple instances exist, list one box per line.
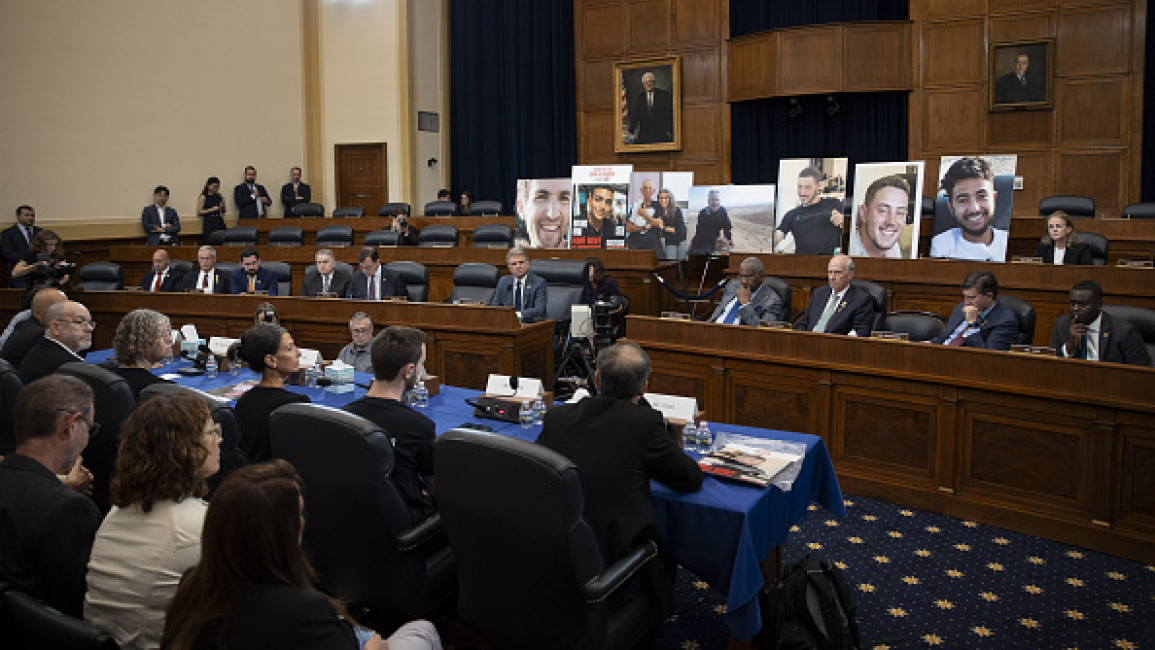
left=519, top=402, right=534, bottom=428
left=413, top=380, right=429, bottom=408
left=308, top=362, right=321, bottom=389
left=531, top=397, right=545, bottom=425
left=697, top=421, right=713, bottom=453
left=682, top=422, right=698, bottom=453
left=205, top=355, right=217, bottom=379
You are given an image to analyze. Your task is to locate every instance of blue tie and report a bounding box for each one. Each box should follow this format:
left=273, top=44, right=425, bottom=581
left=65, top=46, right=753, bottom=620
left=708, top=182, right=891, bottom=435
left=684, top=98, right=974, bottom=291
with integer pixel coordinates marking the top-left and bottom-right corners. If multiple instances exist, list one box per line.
left=721, top=301, right=741, bottom=324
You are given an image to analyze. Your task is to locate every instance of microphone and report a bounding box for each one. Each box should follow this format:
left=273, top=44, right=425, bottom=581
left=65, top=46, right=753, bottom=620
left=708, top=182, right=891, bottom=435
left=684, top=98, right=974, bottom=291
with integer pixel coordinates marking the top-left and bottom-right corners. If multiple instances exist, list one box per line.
left=509, top=375, right=519, bottom=394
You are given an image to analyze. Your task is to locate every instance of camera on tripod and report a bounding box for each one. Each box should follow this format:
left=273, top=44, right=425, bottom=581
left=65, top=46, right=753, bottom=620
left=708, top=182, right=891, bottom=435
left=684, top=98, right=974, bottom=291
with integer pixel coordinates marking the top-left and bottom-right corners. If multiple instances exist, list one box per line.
left=591, top=295, right=621, bottom=345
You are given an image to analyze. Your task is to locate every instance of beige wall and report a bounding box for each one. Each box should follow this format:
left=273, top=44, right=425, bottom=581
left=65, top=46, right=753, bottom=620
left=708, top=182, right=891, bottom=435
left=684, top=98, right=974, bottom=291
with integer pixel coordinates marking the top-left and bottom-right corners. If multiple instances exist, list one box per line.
left=411, top=0, right=449, bottom=207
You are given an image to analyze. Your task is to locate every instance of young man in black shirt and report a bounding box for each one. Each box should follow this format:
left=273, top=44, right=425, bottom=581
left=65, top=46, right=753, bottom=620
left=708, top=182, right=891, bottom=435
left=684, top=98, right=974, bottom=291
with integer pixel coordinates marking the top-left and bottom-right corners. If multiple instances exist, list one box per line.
left=774, top=166, right=844, bottom=255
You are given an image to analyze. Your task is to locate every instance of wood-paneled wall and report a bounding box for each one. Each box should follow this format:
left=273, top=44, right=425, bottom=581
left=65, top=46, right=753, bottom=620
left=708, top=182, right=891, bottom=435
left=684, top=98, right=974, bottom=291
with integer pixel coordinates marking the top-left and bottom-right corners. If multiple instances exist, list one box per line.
left=574, top=0, right=731, bottom=183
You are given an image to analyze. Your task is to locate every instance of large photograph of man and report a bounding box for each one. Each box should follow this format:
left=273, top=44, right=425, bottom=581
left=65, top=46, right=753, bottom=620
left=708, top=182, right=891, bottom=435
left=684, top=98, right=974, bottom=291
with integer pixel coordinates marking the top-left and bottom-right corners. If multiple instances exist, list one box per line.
left=930, top=155, right=1017, bottom=262
left=774, top=158, right=848, bottom=255
left=990, top=40, right=1051, bottom=110
left=614, top=57, right=681, bottom=153
left=848, top=162, right=924, bottom=259
left=570, top=165, right=631, bottom=250
left=624, top=171, right=693, bottom=258
left=515, top=178, right=572, bottom=249
left=686, top=185, right=776, bottom=256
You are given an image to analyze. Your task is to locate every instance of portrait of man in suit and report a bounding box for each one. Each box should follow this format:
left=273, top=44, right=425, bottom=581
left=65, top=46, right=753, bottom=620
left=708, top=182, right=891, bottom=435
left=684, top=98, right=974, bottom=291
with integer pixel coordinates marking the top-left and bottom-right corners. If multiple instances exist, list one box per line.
left=615, top=58, right=681, bottom=152
left=990, top=41, right=1051, bottom=110
left=142, top=185, right=180, bottom=246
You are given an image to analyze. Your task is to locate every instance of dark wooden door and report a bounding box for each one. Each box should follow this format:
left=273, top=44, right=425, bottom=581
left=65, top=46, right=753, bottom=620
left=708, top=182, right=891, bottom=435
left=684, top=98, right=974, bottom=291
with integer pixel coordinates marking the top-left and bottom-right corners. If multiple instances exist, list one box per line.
left=335, top=143, right=388, bottom=216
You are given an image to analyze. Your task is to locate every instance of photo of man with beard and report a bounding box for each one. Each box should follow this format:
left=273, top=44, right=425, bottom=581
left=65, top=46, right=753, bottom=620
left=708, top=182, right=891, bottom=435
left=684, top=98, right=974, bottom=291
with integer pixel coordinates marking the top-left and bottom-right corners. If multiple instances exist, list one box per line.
left=930, top=156, right=1009, bottom=262
left=850, top=174, right=913, bottom=258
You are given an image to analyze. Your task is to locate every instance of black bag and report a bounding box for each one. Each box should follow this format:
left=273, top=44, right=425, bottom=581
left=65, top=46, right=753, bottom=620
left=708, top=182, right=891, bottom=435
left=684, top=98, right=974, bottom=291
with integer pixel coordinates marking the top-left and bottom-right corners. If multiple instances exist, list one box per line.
left=756, top=554, right=860, bottom=650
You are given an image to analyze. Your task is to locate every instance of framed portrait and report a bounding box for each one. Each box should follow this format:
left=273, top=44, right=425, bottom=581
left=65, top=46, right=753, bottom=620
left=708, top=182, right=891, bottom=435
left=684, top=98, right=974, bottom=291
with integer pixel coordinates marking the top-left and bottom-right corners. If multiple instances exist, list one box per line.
left=989, top=39, right=1053, bottom=112
left=614, top=56, right=682, bottom=153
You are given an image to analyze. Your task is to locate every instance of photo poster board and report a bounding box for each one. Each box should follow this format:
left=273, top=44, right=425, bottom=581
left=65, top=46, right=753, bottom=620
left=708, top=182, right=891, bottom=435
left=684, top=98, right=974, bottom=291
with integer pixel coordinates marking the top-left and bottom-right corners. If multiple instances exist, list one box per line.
left=848, top=161, right=925, bottom=260
left=929, top=155, right=1018, bottom=262
left=626, top=171, right=694, bottom=256
left=515, top=177, right=572, bottom=249
left=685, top=184, right=777, bottom=256
left=570, top=165, right=632, bottom=249
left=774, top=158, right=849, bottom=255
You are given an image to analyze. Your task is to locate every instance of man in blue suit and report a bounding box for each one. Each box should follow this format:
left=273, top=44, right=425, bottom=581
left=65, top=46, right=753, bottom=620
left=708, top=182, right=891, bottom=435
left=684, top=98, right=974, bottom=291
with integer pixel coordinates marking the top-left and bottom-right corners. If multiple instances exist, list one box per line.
left=139, top=249, right=184, bottom=292
left=796, top=254, right=875, bottom=337
left=2, top=205, right=41, bottom=288
left=488, top=246, right=547, bottom=322
left=348, top=246, right=408, bottom=301
left=229, top=247, right=279, bottom=295
left=141, top=186, right=180, bottom=246
left=233, top=166, right=272, bottom=219
left=930, top=269, right=1018, bottom=350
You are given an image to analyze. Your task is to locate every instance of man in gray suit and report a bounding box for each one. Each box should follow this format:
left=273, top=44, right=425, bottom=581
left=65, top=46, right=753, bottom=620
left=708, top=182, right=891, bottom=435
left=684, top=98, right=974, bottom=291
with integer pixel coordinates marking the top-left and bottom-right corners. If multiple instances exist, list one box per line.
left=709, top=256, right=785, bottom=326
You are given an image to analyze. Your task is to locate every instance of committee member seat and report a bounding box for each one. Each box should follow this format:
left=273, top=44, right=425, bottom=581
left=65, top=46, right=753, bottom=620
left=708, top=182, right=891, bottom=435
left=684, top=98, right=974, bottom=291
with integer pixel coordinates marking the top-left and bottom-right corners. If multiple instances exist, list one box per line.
left=920, top=196, right=935, bottom=217
left=434, top=428, right=664, bottom=650
left=56, top=362, right=135, bottom=514
left=332, top=206, right=365, bottom=218
left=884, top=310, right=945, bottom=342
left=417, top=225, right=458, bottom=247
left=221, top=226, right=258, bottom=247
left=268, top=226, right=305, bottom=247
left=304, top=261, right=354, bottom=283
left=205, top=230, right=227, bottom=246
left=1101, top=305, right=1155, bottom=366
left=377, top=203, right=411, bottom=217
left=364, top=229, right=401, bottom=247
left=0, top=584, right=120, bottom=650
left=761, top=276, right=793, bottom=322
left=1122, top=202, right=1155, bottom=219
left=1039, top=195, right=1094, bottom=218
left=167, top=260, right=194, bottom=281
left=269, top=404, right=455, bottom=629
left=471, top=224, right=513, bottom=248
left=850, top=279, right=888, bottom=332
left=528, top=258, right=587, bottom=323
left=470, top=200, right=503, bottom=216
left=316, top=225, right=355, bottom=248
left=1077, top=232, right=1109, bottom=266
left=289, top=202, right=324, bottom=218
left=385, top=261, right=429, bottom=302
left=214, top=261, right=239, bottom=279
left=139, top=383, right=249, bottom=493
left=998, top=294, right=1036, bottom=345
left=446, top=263, right=500, bottom=304
left=261, top=261, right=292, bottom=296
left=76, top=263, right=124, bottom=291
left=423, top=201, right=456, bottom=216
left=0, top=360, right=23, bottom=455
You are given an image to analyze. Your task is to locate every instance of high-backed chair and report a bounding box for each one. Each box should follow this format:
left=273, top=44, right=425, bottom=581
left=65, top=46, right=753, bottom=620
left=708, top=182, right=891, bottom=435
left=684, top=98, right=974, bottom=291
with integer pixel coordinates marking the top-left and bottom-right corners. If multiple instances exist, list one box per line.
left=304, top=261, right=354, bottom=282
left=205, top=230, right=227, bottom=246
left=167, top=260, right=194, bottom=280
left=1039, top=195, right=1094, bottom=218
left=268, top=226, right=305, bottom=246
left=528, top=258, right=587, bottom=323
left=0, top=360, right=23, bottom=455
left=377, top=202, right=411, bottom=217
left=471, top=200, right=503, bottom=215
left=56, top=362, right=135, bottom=514
left=998, top=294, right=1036, bottom=345
left=920, top=195, right=936, bottom=217
left=435, top=428, right=663, bottom=650
left=423, top=201, right=456, bottom=216
left=418, top=225, right=458, bottom=247
left=332, top=206, right=365, bottom=218
left=471, top=224, right=513, bottom=248
left=1102, top=305, right=1155, bottom=366
left=446, top=263, right=500, bottom=304
left=317, top=225, right=354, bottom=248
left=364, top=229, right=401, bottom=247
left=261, top=261, right=292, bottom=296
left=290, top=202, right=324, bottom=218
left=761, top=276, right=793, bottom=322
left=269, top=404, right=455, bottom=627
left=222, top=226, right=259, bottom=246
left=215, top=261, right=240, bottom=279
left=1122, top=202, right=1155, bottom=219
left=76, top=263, right=124, bottom=291
left=385, top=261, right=429, bottom=302
left=0, top=585, right=120, bottom=650
left=850, top=279, right=888, bottom=332
left=1078, top=232, right=1109, bottom=266
left=884, top=310, right=946, bottom=342
left=139, top=383, right=249, bottom=492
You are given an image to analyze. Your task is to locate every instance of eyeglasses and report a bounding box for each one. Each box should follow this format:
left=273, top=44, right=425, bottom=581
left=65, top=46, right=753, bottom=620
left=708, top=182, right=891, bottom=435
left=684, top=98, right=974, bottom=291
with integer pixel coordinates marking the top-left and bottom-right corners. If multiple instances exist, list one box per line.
left=56, top=409, right=101, bottom=438
left=350, top=327, right=373, bottom=335
left=57, top=317, right=96, bottom=329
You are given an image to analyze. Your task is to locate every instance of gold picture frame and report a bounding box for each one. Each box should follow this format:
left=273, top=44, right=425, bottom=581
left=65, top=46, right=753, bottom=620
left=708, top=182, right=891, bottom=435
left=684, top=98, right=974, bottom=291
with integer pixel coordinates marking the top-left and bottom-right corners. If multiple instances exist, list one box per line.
left=989, top=39, right=1054, bottom=112
left=614, top=56, right=682, bottom=153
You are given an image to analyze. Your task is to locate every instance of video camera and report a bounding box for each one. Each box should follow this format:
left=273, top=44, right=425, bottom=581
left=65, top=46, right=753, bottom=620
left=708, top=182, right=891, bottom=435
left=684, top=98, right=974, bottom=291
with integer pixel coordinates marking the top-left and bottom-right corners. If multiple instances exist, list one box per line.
left=592, top=295, right=621, bottom=346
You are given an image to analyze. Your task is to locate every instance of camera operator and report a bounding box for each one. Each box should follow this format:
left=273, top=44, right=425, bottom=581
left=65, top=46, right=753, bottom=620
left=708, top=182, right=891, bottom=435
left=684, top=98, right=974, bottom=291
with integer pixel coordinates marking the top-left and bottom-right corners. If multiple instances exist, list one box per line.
left=253, top=301, right=280, bottom=326
left=580, top=257, right=625, bottom=340
left=390, top=207, right=420, bottom=246
left=12, top=229, right=73, bottom=309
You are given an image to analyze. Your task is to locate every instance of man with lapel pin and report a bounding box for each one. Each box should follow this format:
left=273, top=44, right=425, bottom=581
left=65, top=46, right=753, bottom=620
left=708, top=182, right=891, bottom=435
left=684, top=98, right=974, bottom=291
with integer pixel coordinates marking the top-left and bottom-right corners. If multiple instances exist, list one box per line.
left=139, top=249, right=183, bottom=293
left=488, top=246, right=547, bottom=323
left=796, top=254, right=874, bottom=337
left=929, top=269, right=1018, bottom=350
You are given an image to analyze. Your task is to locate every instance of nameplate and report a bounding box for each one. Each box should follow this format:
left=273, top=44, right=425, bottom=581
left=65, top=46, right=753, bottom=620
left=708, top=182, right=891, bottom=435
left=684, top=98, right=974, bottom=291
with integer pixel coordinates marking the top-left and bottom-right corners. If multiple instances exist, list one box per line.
left=125, top=286, right=142, bottom=291
left=248, top=290, right=268, bottom=295
left=180, top=324, right=200, bottom=342
left=660, top=311, right=691, bottom=320
left=453, top=299, right=486, bottom=305
left=381, top=295, right=407, bottom=302
left=207, top=337, right=239, bottom=357
left=871, top=331, right=910, bottom=341
left=316, top=291, right=340, bottom=298
left=430, top=243, right=455, bottom=248
left=485, top=374, right=543, bottom=399
left=298, top=348, right=322, bottom=368
left=645, top=392, right=698, bottom=423
left=1116, top=259, right=1153, bottom=268
left=1010, top=345, right=1056, bottom=356
left=758, top=320, right=791, bottom=329
left=1011, top=256, right=1044, bottom=264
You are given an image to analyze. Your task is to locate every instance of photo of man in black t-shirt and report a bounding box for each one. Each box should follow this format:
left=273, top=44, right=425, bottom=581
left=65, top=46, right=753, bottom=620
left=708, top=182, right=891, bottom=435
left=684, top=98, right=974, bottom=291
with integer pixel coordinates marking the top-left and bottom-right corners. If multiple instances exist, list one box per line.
left=774, top=166, right=844, bottom=255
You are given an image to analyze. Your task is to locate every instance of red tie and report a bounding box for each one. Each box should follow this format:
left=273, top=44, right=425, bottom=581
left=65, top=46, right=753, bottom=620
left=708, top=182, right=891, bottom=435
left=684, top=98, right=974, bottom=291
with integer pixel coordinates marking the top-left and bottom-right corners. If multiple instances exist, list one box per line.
left=153, top=273, right=162, bottom=292
left=201, top=272, right=208, bottom=290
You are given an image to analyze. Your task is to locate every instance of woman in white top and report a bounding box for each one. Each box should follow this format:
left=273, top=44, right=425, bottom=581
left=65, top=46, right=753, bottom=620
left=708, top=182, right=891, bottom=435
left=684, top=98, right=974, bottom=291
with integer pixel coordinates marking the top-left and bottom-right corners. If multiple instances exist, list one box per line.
left=84, top=393, right=221, bottom=649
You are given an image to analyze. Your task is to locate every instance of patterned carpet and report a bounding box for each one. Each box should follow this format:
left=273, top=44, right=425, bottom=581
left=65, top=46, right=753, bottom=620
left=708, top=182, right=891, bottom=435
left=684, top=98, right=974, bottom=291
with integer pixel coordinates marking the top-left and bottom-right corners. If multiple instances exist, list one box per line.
left=661, top=494, right=1155, bottom=649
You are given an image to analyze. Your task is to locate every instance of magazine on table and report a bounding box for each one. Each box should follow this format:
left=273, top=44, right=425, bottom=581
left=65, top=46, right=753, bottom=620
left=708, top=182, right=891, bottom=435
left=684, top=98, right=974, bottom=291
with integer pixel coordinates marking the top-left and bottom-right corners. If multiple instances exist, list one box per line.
left=699, top=442, right=801, bottom=487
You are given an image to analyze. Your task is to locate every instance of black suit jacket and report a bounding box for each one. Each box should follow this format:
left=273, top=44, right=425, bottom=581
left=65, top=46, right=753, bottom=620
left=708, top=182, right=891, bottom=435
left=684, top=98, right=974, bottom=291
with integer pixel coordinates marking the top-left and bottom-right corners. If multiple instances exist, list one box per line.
left=929, top=300, right=1020, bottom=350
left=2, top=224, right=41, bottom=286
left=301, top=269, right=352, bottom=297
left=630, top=87, right=674, bottom=144
left=141, top=205, right=181, bottom=246
left=234, top=182, right=272, bottom=219
left=1033, top=241, right=1094, bottom=266
left=280, top=181, right=312, bottom=216
left=0, top=317, right=44, bottom=367
left=796, top=285, right=875, bottom=337
left=995, top=71, right=1044, bottom=104
left=18, top=337, right=85, bottom=383
left=211, top=584, right=357, bottom=649
left=1051, top=312, right=1151, bottom=366
left=139, top=267, right=184, bottom=292
left=348, top=268, right=407, bottom=300
left=177, top=267, right=230, bottom=293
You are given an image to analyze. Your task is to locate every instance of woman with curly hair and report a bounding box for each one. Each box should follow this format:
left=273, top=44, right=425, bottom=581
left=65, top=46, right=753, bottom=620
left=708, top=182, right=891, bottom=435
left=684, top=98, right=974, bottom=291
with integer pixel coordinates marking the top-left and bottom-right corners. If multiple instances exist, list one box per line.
left=108, top=308, right=175, bottom=398
left=84, top=393, right=221, bottom=649
left=233, top=323, right=308, bottom=463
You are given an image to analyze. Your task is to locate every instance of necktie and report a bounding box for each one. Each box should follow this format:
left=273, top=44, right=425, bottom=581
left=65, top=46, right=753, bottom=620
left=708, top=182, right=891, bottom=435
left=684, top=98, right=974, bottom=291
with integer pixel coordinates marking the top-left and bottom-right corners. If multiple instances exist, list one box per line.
left=368, top=275, right=377, bottom=300
left=247, top=275, right=256, bottom=293
left=647, top=91, right=653, bottom=113
left=322, top=275, right=330, bottom=294
left=948, top=331, right=967, bottom=346
left=812, top=292, right=839, bottom=333
left=200, top=272, right=208, bottom=290
left=1084, top=329, right=1098, bottom=360
left=721, top=299, right=741, bottom=325
left=152, top=272, right=162, bottom=292
left=21, top=226, right=29, bottom=244
left=514, top=280, right=523, bottom=311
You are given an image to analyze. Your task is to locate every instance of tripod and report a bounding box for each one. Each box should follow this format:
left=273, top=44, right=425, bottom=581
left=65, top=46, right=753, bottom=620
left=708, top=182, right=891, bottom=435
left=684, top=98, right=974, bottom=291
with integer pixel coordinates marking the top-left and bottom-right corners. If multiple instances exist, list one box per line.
left=552, top=333, right=599, bottom=400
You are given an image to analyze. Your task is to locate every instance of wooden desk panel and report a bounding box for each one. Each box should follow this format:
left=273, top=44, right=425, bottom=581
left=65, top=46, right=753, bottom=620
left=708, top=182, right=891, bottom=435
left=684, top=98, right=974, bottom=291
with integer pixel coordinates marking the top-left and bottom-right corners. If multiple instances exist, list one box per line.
left=245, top=215, right=516, bottom=247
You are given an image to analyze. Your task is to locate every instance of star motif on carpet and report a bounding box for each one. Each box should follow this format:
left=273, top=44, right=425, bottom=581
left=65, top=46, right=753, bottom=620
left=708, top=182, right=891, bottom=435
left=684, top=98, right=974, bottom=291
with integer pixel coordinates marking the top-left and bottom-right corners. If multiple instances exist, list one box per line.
left=678, top=641, right=702, bottom=650
left=953, top=543, right=971, bottom=551
left=808, top=504, right=818, bottom=511
left=848, top=536, right=864, bottom=544
left=1066, top=550, right=1085, bottom=559
left=979, top=591, right=1000, bottom=602
left=844, top=499, right=855, bottom=507
left=858, top=583, right=876, bottom=592
left=962, top=520, right=978, bottom=528
left=692, top=580, right=710, bottom=590
left=993, top=537, right=1011, bottom=545
left=887, top=530, right=903, bottom=538
left=1108, top=602, right=1131, bottom=613
left=1023, top=584, right=1044, bottom=594
left=924, top=525, right=942, bottom=533
left=899, top=509, right=913, bottom=517
left=1066, top=577, right=1085, bottom=587
left=1063, top=609, right=1086, bottom=620
left=807, top=542, right=824, bottom=550
left=971, top=626, right=993, bottom=637
left=920, top=633, right=944, bottom=645
left=834, top=561, right=848, bottom=570
left=901, top=575, right=920, bottom=585
left=712, top=604, right=727, bottom=614
left=1018, top=617, right=1040, bottom=629
left=1027, top=556, right=1046, bottom=565
left=1107, top=571, right=1127, bottom=581
left=946, top=569, right=964, bottom=578
left=986, top=562, right=1004, bottom=571
left=873, top=555, right=891, bottom=564
left=790, top=525, right=800, bottom=533
left=862, top=514, right=878, bottom=522
left=1112, top=640, right=1138, bottom=649
left=886, top=607, right=907, bottom=617
left=914, top=549, right=932, bottom=557
left=824, top=519, right=840, bottom=527
left=934, top=599, right=954, bottom=610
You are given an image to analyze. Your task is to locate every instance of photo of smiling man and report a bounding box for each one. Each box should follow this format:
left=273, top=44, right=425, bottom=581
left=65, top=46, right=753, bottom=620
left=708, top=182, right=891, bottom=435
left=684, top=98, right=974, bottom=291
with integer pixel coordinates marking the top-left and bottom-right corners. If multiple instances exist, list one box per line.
left=930, top=155, right=1017, bottom=262
left=515, top=178, right=572, bottom=249
left=849, top=162, right=924, bottom=259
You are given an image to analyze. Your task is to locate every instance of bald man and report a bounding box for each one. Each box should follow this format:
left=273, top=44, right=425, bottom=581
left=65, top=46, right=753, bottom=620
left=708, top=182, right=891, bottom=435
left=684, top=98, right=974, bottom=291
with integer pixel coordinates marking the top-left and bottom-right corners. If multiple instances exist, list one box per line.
left=1, top=287, right=67, bottom=367
left=18, top=301, right=93, bottom=382
left=795, top=254, right=875, bottom=337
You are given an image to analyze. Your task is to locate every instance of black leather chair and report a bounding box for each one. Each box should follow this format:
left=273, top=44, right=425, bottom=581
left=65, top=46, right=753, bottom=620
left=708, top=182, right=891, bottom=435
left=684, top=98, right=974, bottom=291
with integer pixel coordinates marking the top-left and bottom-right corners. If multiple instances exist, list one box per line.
left=317, top=225, right=354, bottom=248
left=471, top=200, right=503, bottom=215
left=364, top=229, right=401, bottom=247
left=385, top=261, right=429, bottom=302
left=884, top=310, right=946, bottom=342
left=377, top=202, right=411, bottom=217
left=0, top=360, right=23, bottom=455
left=446, top=263, right=500, bottom=304
left=269, top=404, right=455, bottom=628
left=418, top=225, right=458, bottom=247
left=761, top=276, right=792, bottom=322
left=168, top=260, right=194, bottom=281
left=290, top=202, right=324, bottom=218
left=268, top=226, right=305, bottom=246
left=920, top=195, right=936, bottom=217
left=262, top=261, right=292, bottom=296
left=435, top=428, right=663, bottom=650
left=139, top=383, right=249, bottom=492
left=471, top=224, right=513, bottom=248
left=1039, top=195, right=1095, bottom=218
left=1078, top=232, right=1109, bottom=266
left=76, top=263, right=124, bottom=291
left=1122, top=202, right=1155, bottom=219
left=528, top=258, right=587, bottom=323
left=851, top=279, right=888, bottom=332
left=215, top=261, right=240, bottom=280
left=998, top=294, right=1036, bottom=345
left=1101, top=305, right=1155, bottom=366
left=333, top=206, right=365, bottom=218
left=423, top=201, right=456, bottom=216
left=222, top=226, right=259, bottom=246
left=205, top=230, right=228, bottom=246
left=56, top=362, right=135, bottom=514
left=0, top=585, right=120, bottom=650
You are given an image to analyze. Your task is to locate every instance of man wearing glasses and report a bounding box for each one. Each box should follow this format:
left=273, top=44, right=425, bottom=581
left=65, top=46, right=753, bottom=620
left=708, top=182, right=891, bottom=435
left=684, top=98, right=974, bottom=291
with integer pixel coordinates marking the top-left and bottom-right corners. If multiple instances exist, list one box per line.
left=337, top=312, right=374, bottom=373
left=487, top=247, right=547, bottom=322
left=708, top=256, right=785, bottom=326
left=18, top=300, right=94, bottom=383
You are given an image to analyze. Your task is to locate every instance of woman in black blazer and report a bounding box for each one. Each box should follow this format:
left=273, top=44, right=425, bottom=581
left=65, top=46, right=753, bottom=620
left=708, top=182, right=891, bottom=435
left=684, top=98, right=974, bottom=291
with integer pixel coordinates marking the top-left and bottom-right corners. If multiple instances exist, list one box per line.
left=1035, top=211, right=1094, bottom=265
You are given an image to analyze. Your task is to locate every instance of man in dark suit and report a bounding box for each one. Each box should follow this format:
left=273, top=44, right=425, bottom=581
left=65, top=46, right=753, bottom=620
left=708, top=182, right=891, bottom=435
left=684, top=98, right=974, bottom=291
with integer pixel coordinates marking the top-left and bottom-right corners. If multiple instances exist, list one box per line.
left=0, top=375, right=102, bottom=617
left=18, top=301, right=92, bottom=383
left=537, top=341, right=702, bottom=619
left=234, top=166, right=272, bottom=219
left=1052, top=280, right=1151, bottom=366
left=796, top=254, right=875, bottom=337
left=487, top=246, right=547, bottom=322
left=348, top=246, right=407, bottom=301
left=178, top=245, right=230, bottom=293
left=0, top=287, right=66, bottom=368
left=629, top=71, right=674, bottom=144
left=930, top=269, right=1019, bottom=350
left=280, top=166, right=312, bottom=217
left=995, top=52, right=1045, bottom=104
left=709, top=256, right=785, bottom=326
left=301, top=248, right=351, bottom=297
left=139, top=249, right=184, bottom=292
left=229, top=247, right=279, bottom=295
left=2, top=205, right=41, bottom=288
left=141, top=185, right=181, bottom=246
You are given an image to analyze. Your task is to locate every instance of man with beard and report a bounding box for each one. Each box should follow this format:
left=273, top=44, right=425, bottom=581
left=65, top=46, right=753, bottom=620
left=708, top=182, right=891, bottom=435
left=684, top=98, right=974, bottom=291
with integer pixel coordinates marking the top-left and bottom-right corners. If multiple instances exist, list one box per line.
left=18, top=301, right=94, bottom=382
left=688, top=190, right=732, bottom=255
left=2, top=205, right=41, bottom=288
left=342, top=326, right=437, bottom=523
left=774, top=167, right=844, bottom=255
left=1052, top=280, right=1150, bottom=365
left=233, top=166, right=272, bottom=219
left=576, top=185, right=621, bottom=248
left=626, top=178, right=663, bottom=252
left=930, top=157, right=1007, bottom=261
left=851, top=174, right=910, bottom=258
left=520, top=178, right=571, bottom=249
left=280, top=166, right=312, bottom=217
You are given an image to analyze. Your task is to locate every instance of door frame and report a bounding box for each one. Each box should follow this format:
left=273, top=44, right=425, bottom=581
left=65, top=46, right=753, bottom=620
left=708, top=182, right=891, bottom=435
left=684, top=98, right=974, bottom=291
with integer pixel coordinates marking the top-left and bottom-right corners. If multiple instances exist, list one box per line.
left=334, top=142, right=389, bottom=212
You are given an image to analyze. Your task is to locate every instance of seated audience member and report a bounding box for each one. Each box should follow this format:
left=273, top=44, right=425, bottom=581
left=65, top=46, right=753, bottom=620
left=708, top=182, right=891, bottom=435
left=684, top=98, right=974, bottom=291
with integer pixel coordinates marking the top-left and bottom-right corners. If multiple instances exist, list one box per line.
left=301, top=248, right=351, bottom=297
left=84, top=394, right=221, bottom=649
left=457, top=190, right=473, bottom=216
left=139, top=249, right=183, bottom=293
left=708, top=256, right=785, bottom=326
left=12, top=229, right=72, bottom=307
left=1052, top=280, right=1151, bottom=366
left=487, top=246, right=547, bottom=322
left=795, top=254, right=873, bottom=336
left=436, top=188, right=452, bottom=202
left=106, top=309, right=175, bottom=399
left=391, top=207, right=421, bottom=246
left=348, top=246, right=408, bottom=301
left=337, top=312, right=374, bottom=373
left=929, top=269, right=1019, bottom=350
left=1, top=287, right=66, bottom=367
left=343, top=326, right=436, bottom=523
left=1035, top=211, right=1094, bottom=266
left=536, top=342, right=702, bottom=619
left=161, top=461, right=440, bottom=650
left=579, top=256, right=621, bottom=309
left=229, top=246, right=279, bottom=295
left=18, top=300, right=93, bottom=382
left=0, top=375, right=101, bottom=617
left=142, top=185, right=181, bottom=246
left=178, top=245, right=229, bottom=293
left=233, top=324, right=309, bottom=463
left=254, top=301, right=280, bottom=326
